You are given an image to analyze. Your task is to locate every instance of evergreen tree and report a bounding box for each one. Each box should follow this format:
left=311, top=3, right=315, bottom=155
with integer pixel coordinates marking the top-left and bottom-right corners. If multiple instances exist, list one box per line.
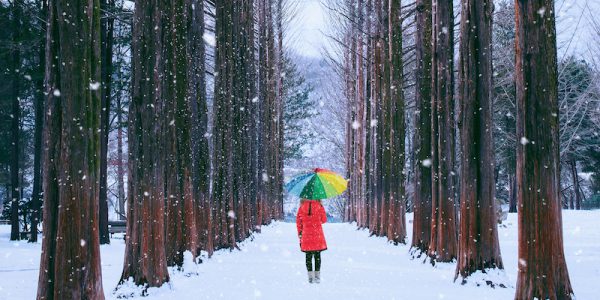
left=283, top=57, right=317, bottom=162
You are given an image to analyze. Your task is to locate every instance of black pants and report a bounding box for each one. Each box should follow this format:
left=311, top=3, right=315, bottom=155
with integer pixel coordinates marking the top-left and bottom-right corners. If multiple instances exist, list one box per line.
left=305, top=251, right=321, bottom=272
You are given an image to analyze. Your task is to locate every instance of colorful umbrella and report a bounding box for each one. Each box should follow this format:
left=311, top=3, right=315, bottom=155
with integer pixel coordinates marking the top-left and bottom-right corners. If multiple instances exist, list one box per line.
left=285, top=168, right=348, bottom=200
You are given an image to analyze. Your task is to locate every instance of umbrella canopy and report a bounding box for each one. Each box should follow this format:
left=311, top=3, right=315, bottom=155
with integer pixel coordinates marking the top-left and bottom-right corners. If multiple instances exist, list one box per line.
left=285, top=168, right=348, bottom=200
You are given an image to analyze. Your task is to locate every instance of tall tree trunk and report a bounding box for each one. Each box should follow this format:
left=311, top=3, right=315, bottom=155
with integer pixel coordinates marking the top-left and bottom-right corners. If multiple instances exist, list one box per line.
left=213, top=0, right=257, bottom=249
left=163, top=0, right=199, bottom=268
left=508, top=171, right=517, bottom=213
left=275, top=0, right=285, bottom=221
left=30, top=0, right=48, bottom=244
left=99, top=0, right=115, bottom=245
left=36, top=0, right=105, bottom=298
left=514, top=0, right=573, bottom=298
left=256, top=0, right=267, bottom=230
left=10, top=0, right=22, bottom=242
left=428, top=0, right=458, bottom=263
left=188, top=0, right=212, bottom=256
left=411, top=0, right=433, bottom=256
left=344, top=0, right=357, bottom=224
left=119, top=0, right=169, bottom=288
left=370, top=0, right=383, bottom=237
left=455, top=0, right=503, bottom=281
left=116, top=96, right=126, bottom=220
left=386, top=0, right=406, bottom=244
left=364, top=0, right=374, bottom=232
left=353, top=0, right=367, bottom=228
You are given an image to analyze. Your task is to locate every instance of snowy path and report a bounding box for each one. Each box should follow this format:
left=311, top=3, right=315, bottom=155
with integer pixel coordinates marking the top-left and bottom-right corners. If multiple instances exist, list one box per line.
left=1, top=211, right=599, bottom=299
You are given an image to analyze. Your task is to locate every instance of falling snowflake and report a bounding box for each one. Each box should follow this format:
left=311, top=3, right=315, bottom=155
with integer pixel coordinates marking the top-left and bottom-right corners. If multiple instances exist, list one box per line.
left=518, top=258, right=527, bottom=268
left=370, top=119, right=378, bottom=127
left=227, top=210, right=236, bottom=219
left=53, top=89, right=61, bottom=97
left=422, top=159, right=432, bottom=167
left=80, top=239, right=86, bottom=247
left=89, top=82, right=101, bottom=90
left=352, top=121, right=361, bottom=129
left=520, top=137, right=530, bottom=145
left=537, top=7, right=546, bottom=16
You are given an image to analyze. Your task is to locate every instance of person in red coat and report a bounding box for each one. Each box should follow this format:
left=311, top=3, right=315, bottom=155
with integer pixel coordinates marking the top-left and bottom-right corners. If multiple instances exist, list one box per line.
left=296, top=199, right=328, bottom=284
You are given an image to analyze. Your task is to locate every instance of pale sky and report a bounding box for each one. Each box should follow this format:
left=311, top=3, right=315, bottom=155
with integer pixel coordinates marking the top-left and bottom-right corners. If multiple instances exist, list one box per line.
left=289, top=0, right=328, bottom=58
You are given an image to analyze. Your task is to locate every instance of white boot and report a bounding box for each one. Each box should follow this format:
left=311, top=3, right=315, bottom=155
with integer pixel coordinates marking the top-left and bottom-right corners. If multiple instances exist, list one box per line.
left=314, top=271, right=321, bottom=283
left=308, top=271, right=314, bottom=283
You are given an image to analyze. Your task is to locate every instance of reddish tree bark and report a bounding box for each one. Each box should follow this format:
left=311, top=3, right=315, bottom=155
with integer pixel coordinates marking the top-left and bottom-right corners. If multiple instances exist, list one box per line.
left=455, top=0, right=503, bottom=281
left=164, top=0, right=199, bottom=268
left=411, top=0, right=433, bottom=256
left=213, top=0, right=264, bottom=249
left=514, top=0, right=574, bottom=298
left=36, top=0, right=105, bottom=298
left=428, top=0, right=458, bottom=263
left=119, top=0, right=169, bottom=288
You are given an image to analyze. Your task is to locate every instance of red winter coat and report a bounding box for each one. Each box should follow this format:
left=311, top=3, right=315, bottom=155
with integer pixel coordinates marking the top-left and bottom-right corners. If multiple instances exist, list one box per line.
left=296, top=200, right=328, bottom=252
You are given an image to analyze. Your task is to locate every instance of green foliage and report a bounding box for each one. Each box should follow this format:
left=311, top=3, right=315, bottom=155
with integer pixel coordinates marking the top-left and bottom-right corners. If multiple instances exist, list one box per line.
left=283, top=57, right=318, bottom=161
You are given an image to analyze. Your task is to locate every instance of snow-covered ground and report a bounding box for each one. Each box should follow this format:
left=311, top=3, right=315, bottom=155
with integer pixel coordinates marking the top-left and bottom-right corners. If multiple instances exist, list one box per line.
left=0, top=211, right=598, bottom=299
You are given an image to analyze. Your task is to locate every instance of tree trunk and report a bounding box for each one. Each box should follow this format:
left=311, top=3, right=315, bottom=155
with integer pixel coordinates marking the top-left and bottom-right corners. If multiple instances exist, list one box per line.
left=213, top=0, right=258, bottom=249
left=29, top=0, right=47, bottom=244
left=10, top=0, right=22, bottom=242
left=455, top=0, right=503, bottom=281
left=99, top=0, right=114, bottom=246
left=116, top=96, right=126, bottom=220
left=411, top=0, right=433, bottom=256
left=344, top=0, right=357, bottom=224
left=514, top=0, right=573, bottom=298
left=386, top=0, right=406, bottom=244
left=119, top=0, right=169, bottom=288
left=378, top=0, right=390, bottom=238
left=428, top=0, right=458, bottom=263
left=508, top=171, right=517, bottom=213
left=570, top=160, right=581, bottom=210
left=163, top=0, right=200, bottom=267
left=188, top=0, right=212, bottom=256
left=36, top=0, right=105, bottom=298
